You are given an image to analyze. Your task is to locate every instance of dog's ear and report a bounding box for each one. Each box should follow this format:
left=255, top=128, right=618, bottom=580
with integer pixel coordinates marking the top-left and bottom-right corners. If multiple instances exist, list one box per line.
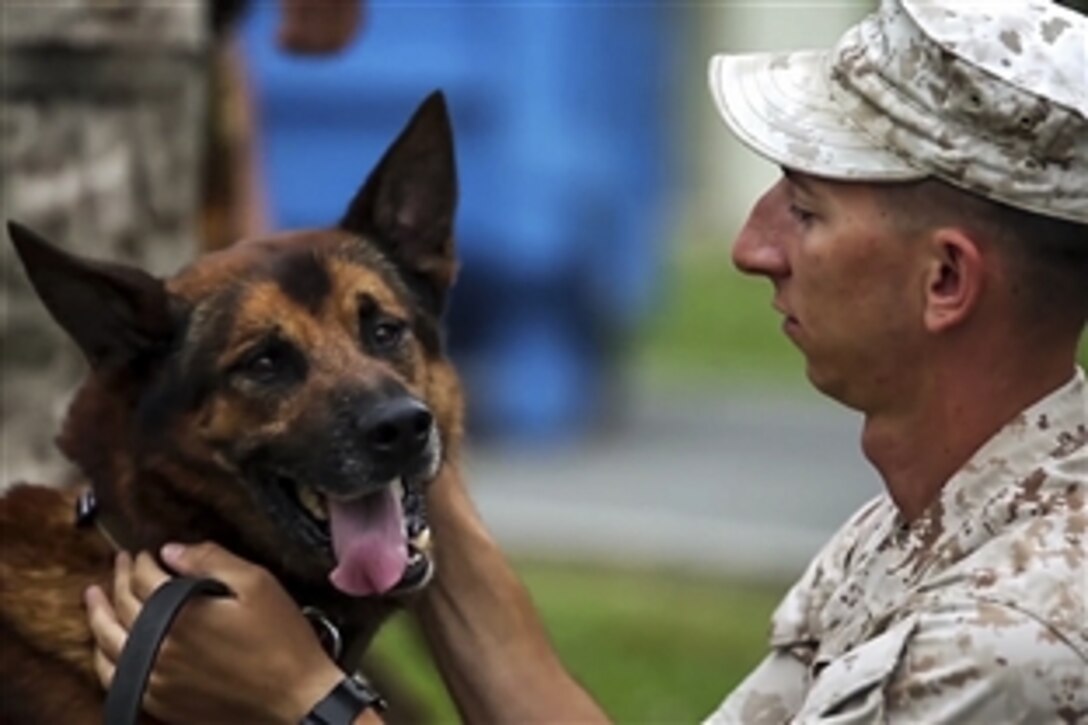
left=340, top=91, right=458, bottom=314
left=7, top=221, right=175, bottom=370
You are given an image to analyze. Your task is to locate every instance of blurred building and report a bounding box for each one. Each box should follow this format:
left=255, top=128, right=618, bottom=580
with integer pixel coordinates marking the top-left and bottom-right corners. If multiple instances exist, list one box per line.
left=240, top=2, right=683, bottom=447
left=238, top=2, right=873, bottom=448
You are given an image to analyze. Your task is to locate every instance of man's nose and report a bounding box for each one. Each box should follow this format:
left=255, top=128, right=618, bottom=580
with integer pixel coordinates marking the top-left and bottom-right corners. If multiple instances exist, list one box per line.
left=732, top=179, right=791, bottom=277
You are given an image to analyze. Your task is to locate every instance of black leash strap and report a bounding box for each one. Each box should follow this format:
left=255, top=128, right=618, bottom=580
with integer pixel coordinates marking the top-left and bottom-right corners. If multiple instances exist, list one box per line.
left=104, top=576, right=232, bottom=725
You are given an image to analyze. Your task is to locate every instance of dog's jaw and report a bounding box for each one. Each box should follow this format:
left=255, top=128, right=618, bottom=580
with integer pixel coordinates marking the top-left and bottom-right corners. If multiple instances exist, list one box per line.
left=240, top=427, right=442, bottom=598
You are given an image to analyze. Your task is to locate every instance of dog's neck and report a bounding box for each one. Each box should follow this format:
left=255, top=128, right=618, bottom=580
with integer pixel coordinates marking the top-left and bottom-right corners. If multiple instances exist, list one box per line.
left=75, top=488, right=141, bottom=553
left=72, top=486, right=387, bottom=667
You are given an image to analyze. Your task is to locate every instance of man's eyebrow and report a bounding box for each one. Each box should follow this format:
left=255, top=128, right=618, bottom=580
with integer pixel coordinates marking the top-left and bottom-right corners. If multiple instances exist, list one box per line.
left=782, top=169, right=817, bottom=195
left=787, top=168, right=813, bottom=189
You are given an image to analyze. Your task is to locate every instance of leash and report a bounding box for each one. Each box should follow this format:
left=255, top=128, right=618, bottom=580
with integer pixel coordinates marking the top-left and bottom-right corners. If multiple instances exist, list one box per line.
left=103, top=576, right=233, bottom=725
left=76, top=489, right=350, bottom=724
left=76, top=491, right=234, bottom=725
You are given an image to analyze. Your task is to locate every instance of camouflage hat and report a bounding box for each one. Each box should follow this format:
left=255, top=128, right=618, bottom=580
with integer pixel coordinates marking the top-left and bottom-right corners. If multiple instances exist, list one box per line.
left=708, top=0, right=1088, bottom=224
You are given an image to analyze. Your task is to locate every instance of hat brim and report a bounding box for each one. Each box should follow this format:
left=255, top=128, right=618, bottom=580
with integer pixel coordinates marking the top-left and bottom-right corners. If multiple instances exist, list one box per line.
left=709, top=50, right=927, bottom=182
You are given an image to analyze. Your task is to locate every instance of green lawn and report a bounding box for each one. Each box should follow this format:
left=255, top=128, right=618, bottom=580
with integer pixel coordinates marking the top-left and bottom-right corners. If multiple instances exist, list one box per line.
left=366, top=560, right=785, bottom=724
left=635, top=247, right=804, bottom=385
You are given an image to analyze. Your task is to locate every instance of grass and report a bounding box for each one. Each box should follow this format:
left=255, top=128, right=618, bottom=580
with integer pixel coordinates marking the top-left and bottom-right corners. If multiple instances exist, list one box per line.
left=366, top=559, right=785, bottom=724
left=634, top=246, right=804, bottom=386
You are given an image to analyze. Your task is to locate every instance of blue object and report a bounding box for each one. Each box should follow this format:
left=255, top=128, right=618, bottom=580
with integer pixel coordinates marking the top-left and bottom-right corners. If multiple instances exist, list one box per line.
left=241, top=3, right=676, bottom=446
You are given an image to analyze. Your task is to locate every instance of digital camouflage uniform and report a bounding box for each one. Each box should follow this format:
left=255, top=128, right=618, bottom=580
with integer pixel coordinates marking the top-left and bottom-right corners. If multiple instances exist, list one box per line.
left=707, top=1, right=1087, bottom=721
left=1, top=1, right=209, bottom=487
left=708, top=370, right=1087, bottom=723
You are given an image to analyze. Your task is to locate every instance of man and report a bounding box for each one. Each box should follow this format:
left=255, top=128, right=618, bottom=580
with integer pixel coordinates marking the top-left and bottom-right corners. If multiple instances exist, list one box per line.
left=85, top=0, right=1086, bottom=722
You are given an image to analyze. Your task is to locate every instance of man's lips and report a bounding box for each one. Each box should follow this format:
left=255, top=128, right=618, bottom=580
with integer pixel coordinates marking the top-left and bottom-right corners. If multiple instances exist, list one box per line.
left=773, top=301, right=797, bottom=323
left=773, top=302, right=800, bottom=338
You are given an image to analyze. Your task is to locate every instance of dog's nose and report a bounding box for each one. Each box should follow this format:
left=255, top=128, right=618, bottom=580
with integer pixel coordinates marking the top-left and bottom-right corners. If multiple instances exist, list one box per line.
left=360, top=398, right=433, bottom=464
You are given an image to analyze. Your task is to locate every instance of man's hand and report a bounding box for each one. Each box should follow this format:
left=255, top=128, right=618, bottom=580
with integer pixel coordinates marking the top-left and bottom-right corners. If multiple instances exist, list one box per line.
left=278, top=0, right=363, bottom=55
left=84, top=544, right=343, bottom=725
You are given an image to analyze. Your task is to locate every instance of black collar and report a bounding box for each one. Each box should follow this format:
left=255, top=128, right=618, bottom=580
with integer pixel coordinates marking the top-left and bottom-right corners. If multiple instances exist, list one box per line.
left=77, top=489, right=349, bottom=664
left=75, top=488, right=134, bottom=552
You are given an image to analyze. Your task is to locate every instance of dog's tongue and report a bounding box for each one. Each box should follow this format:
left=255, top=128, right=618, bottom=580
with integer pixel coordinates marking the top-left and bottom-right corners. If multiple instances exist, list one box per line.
left=328, top=488, right=408, bottom=597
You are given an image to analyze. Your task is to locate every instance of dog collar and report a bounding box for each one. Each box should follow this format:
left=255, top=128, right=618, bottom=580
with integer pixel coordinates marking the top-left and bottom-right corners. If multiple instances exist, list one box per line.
left=78, top=489, right=351, bottom=664
left=77, top=490, right=352, bottom=667
left=75, top=488, right=131, bottom=552
left=302, top=606, right=345, bottom=663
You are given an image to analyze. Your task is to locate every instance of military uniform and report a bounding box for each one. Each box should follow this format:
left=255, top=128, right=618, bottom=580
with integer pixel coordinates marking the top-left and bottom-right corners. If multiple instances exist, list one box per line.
left=1, top=1, right=209, bottom=486
left=706, top=1, right=1087, bottom=717
left=708, top=370, right=1087, bottom=723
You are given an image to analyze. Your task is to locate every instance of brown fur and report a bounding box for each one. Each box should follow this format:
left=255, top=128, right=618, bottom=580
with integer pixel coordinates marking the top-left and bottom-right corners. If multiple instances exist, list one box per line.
left=0, top=93, right=464, bottom=724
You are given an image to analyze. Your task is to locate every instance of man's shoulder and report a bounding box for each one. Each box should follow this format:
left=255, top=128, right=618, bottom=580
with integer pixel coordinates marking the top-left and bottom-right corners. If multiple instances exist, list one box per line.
left=768, top=494, right=895, bottom=645
left=770, top=472, right=1086, bottom=648
left=918, top=475, right=1087, bottom=656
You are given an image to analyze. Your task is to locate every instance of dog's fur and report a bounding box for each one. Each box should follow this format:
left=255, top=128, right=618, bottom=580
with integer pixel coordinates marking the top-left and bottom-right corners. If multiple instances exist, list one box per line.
left=0, top=93, right=464, bottom=724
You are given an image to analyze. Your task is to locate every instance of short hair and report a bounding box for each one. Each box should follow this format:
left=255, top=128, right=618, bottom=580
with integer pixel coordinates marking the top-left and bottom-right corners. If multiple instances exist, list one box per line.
left=880, top=178, right=1088, bottom=336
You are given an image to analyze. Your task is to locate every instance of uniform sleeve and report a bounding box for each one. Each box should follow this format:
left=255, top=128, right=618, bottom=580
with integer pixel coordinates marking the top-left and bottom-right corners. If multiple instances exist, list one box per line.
left=705, top=497, right=891, bottom=724
left=704, top=648, right=810, bottom=724
left=788, top=599, right=1087, bottom=724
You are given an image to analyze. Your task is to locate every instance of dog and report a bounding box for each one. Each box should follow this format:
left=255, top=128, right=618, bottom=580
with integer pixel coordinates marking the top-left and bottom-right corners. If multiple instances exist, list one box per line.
left=0, top=92, right=464, bottom=724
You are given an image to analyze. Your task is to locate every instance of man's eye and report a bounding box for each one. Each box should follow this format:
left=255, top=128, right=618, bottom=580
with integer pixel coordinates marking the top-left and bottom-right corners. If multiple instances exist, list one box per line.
left=789, top=203, right=816, bottom=225
left=366, top=319, right=407, bottom=352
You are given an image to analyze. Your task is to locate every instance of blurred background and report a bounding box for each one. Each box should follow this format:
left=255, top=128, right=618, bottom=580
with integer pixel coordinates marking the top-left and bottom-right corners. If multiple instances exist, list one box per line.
left=3, top=0, right=1085, bottom=722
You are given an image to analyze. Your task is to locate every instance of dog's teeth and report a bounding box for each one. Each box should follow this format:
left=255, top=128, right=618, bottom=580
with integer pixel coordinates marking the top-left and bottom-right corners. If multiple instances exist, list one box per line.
left=297, top=486, right=327, bottom=521
left=392, top=478, right=405, bottom=501
left=409, top=526, right=431, bottom=553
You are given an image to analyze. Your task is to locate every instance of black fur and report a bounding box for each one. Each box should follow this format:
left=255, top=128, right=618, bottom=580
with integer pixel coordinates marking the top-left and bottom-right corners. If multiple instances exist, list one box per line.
left=270, top=248, right=332, bottom=314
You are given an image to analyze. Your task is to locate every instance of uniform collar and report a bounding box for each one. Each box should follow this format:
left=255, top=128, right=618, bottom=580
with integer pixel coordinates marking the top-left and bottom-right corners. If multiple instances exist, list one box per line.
left=891, top=367, right=1086, bottom=575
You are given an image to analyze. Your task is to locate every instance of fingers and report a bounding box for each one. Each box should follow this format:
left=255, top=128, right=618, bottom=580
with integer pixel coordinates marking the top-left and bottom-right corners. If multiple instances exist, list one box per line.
left=160, top=541, right=226, bottom=577
left=161, top=541, right=270, bottom=597
left=85, top=553, right=166, bottom=688
left=107, top=549, right=175, bottom=628
left=93, top=646, right=116, bottom=690
left=84, top=584, right=123, bottom=688
left=131, top=550, right=172, bottom=600
left=111, top=551, right=140, bottom=629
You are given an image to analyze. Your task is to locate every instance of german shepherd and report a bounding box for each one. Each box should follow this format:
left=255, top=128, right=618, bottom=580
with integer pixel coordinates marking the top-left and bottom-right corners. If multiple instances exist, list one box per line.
left=0, top=92, right=464, bottom=723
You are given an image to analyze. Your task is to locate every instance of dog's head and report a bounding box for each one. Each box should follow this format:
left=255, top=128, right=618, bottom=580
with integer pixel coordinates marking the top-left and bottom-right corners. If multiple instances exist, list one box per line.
left=7, top=92, right=463, bottom=599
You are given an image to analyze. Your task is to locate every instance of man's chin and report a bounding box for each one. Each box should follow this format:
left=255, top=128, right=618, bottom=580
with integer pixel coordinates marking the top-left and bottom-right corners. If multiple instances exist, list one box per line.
left=805, top=365, right=857, bottom=409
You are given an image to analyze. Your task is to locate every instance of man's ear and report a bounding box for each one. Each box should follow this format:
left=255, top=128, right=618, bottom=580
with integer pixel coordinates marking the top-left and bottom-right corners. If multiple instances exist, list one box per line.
left=922, top=227, right=985, bottom=333
left=7, top=221, right=175, bottom=370
left=339, top=91, right=458, bottom=315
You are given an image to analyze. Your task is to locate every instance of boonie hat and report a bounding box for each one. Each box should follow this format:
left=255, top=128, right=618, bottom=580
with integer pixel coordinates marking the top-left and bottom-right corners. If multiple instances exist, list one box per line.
left=709, top=0, right=1087, bottom=224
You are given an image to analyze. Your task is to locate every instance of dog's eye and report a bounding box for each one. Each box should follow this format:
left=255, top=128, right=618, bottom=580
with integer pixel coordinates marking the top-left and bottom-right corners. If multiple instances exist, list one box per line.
left=233, top=340, right=305, bottom=386
left=367, top=319, right=407, bottom=352
left=248, top=354, right=278, bottom=378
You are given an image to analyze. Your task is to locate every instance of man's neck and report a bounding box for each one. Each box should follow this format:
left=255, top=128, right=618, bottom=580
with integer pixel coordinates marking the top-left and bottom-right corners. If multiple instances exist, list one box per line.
left=860, top=351, right=1076, bottom=523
